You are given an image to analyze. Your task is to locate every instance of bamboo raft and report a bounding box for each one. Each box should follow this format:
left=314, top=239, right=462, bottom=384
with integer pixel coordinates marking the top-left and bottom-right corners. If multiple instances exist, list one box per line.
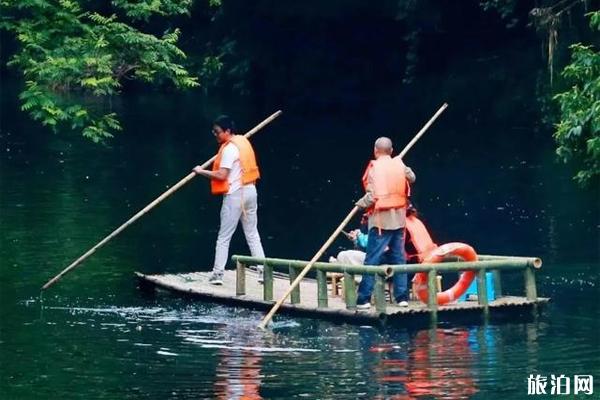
left=135, top=254, right=549, bottom=326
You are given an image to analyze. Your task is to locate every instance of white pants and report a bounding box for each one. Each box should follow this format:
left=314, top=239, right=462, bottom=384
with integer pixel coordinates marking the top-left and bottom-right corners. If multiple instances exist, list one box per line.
left=336, top=250, right=366, bottom=266
left=213, top=185, right=265, bottom=273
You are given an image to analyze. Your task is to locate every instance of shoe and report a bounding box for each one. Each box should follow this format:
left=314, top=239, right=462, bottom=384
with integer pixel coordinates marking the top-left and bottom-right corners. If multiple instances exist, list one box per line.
left=251, top=265, right=264, bottom=284
left=257, top=270, right=264, bottom=284
left=248, top=265, right=264, bottom=283
left=397, top=300, right=409, bottom=308
left=208, top=273, right=223, bottom=286
left=356, top=302, right=371, bottom=310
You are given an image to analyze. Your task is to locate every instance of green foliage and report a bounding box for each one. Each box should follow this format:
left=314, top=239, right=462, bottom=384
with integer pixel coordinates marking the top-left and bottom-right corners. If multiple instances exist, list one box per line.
left=553, top=11, right=600, bottom=185
left=112, top=0, right=193, bottom=21
left=197, top=55, right=223, bottom=93
left=0, top=0, right=201, bottom=142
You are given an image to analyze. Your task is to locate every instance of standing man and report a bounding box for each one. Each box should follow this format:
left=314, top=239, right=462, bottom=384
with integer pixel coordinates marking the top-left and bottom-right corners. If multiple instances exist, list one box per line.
left=354, top=137, right=416, bottom=308
left=193, top=115, right=265, bottom=285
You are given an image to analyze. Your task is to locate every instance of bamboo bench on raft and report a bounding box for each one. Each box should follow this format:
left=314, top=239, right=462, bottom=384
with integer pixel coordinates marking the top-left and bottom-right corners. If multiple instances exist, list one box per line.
left=328, top=272, right=442, bottom=300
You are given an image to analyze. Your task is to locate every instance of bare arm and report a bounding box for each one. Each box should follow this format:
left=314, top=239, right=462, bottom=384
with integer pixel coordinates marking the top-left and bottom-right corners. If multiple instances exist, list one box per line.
left=193, top=166, right=230, bottom=181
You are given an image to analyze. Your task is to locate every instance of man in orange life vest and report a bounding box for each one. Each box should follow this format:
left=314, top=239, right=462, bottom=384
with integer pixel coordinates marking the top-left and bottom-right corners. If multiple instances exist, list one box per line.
left=193, top=115, right=266, bottom=285
left=354, top=137, right=416, bottom=308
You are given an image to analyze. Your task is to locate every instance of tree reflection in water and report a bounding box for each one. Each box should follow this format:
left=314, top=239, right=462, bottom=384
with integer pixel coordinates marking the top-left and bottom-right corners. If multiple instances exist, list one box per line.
left=369, top=328, right=487, bottom=399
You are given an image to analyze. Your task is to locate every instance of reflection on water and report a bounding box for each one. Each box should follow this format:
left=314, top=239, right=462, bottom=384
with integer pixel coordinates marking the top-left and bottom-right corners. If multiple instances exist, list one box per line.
left=214, top=338, right=263, bottom=399
left=359, top=327, right=480, bottom=399
left=1, top=80, right=598, bottom=398
left=1, top=286, right=599, bottom=399
left=374, top=329, right=479, bottom=399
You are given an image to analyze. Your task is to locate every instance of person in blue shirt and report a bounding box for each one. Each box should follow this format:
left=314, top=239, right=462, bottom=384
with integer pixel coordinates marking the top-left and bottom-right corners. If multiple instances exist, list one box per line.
left=329, top=216, right=370, bottom=266
left=329, top=206, right=426, bottom=306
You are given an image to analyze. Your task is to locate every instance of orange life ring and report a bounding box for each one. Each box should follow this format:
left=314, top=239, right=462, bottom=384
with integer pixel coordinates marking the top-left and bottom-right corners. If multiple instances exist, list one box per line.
left=413, top=242, right=477, bottom=305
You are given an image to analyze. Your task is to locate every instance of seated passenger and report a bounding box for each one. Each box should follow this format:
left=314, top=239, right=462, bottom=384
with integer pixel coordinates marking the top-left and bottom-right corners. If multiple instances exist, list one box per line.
left=329, top=228, right=369, bottom=265
left=332, top=207, right=437, bottom=266
left=330, top=207, right=439, bottom=300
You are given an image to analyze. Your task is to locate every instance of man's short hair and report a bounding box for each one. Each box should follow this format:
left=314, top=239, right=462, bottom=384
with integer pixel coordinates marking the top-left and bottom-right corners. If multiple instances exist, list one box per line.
left=213, top=115, right=235, bottom=133
left=374, top=137, right=393, bottom=154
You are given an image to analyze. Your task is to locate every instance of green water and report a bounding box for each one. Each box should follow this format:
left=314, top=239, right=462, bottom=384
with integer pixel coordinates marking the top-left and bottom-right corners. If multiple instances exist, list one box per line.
left=1, top=67, right=599, bottom=398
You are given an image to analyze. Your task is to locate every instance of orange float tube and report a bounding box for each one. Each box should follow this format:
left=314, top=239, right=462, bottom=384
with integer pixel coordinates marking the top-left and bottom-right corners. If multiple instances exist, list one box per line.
left=413, top=242, right=477, bottom=305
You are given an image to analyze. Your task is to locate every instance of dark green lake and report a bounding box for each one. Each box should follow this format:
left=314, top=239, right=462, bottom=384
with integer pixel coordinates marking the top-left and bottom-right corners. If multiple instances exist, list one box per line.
left=1, top=68, right=598, bottom=399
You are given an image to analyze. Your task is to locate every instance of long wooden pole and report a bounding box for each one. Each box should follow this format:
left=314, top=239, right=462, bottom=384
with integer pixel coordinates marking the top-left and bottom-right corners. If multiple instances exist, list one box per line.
left=257, top=206, right=360, bottom=329
left=258, top=103, right=448, bottom=329
left=396, top=103, right=447, bottom=159
left=42, top=110, right=282, bottom=291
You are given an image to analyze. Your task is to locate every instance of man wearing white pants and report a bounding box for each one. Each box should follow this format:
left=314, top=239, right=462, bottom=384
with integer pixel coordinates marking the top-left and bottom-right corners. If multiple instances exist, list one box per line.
left=193, top=115, right=265, bottom=285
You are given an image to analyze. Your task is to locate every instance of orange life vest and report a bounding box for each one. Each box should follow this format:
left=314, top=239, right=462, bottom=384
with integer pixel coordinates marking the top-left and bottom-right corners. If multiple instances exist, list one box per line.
left=405, top=215, right=438, bottom=261
left=211, top=135, right=260, bottom=195
left=361, top=156, right=407, bottom=211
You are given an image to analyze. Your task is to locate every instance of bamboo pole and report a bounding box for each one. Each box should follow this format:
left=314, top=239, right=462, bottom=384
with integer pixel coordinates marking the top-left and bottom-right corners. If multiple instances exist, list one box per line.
left=42, top=110, right=283, bottom=291
left=257, top=206, right=360, bottom=329
left=236, top=261, right=246, bottom=296
left=428, top=269, right=438, bottom=324
left=478, top=255, right=542, bottom=268
left=385, top=259, right=541, bottom=273
left=233, top=255, right=541, bottom=275
left=344, top=271, right=358, bottom=310
left=257, top=103, right=449, bottom=329
left=427, top=270, right=438, bottom=310
left=233, top=256, right=392, bottom=276
left=263, top=262, right=273, bottom=301
left=374, top=274, right=386, bottom=313
left=289, top=265, right=301, bottom=304
left=476, top=269, right=489, bottom=310
left=396, top=103, right=448, bottom=159
left=316, top=270, right=328, bottom=308
left=524, top=267, right=538, bottom=300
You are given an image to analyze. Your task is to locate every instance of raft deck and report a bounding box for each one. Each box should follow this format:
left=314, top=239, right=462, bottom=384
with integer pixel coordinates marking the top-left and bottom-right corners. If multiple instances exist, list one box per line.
left=135, top=258, right=550, bottom=326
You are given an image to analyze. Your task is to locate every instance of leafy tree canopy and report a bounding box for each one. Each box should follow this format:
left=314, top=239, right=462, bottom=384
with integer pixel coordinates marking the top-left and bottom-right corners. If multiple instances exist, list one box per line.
left=1, top=0, right=598, bottom=189
left=554, top=11, right=600, bottom=185
left=0, top=0, right=207, bottom=142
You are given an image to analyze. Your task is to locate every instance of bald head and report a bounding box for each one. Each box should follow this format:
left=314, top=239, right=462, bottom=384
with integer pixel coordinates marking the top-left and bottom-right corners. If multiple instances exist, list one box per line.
left=374, top=137, right=393, bottom=157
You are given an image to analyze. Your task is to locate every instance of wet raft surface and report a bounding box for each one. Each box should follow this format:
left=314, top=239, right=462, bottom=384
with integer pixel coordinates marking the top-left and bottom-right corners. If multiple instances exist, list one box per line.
left=135, top=270, right=550, bottom=325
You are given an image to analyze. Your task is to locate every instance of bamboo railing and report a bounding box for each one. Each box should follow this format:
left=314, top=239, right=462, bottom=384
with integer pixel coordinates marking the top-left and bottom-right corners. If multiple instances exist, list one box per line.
left=231, top=254, right=542, bottom=316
